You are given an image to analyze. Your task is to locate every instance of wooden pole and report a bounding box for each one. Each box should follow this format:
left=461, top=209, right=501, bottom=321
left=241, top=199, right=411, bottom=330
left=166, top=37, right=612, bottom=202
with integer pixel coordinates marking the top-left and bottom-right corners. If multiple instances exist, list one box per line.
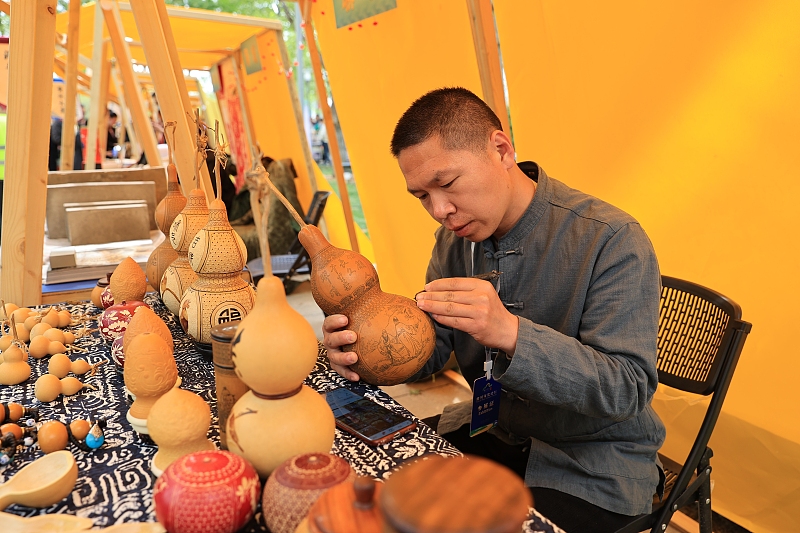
left=97, top=42, right=112, bottom=163
left=276, top=28, right=318, bottom=193
left=466, top=0, right=510, bottom=134
left=85, top=2, right=105, bottom=170
left=100, top=0, right=161, bottom=169
left=59, top=0, right=81, bottom=171
left=300, top=2, right=359, bottom=252
left=128, top=0, right=212, bottom=195
left=0, top=0, right=57, bottom=306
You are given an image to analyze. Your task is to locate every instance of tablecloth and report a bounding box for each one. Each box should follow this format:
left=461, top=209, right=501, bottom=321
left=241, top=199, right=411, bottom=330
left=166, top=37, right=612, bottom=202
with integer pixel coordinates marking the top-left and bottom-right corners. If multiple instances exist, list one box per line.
left=0, top=294, right=564, bottom=533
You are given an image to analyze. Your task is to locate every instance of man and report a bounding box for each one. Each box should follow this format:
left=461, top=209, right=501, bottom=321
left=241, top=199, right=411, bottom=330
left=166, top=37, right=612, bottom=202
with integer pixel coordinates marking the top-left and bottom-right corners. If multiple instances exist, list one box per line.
left=323, top=87, right=665, bottom=533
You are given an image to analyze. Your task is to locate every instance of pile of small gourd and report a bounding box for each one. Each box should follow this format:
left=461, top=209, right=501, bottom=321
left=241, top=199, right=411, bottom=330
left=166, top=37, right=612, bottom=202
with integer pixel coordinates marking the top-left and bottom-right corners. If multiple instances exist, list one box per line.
left=0, top=303, right=99, bottom=402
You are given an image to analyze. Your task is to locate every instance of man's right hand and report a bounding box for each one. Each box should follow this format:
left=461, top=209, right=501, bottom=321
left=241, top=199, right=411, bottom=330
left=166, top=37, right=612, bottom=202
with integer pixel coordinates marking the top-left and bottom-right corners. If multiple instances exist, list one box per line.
left=322, top=314, right=361, bottom=382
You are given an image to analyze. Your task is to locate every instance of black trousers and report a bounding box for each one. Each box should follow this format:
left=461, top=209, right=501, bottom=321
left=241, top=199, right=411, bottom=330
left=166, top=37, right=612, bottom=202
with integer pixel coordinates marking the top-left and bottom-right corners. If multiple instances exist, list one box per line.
left=423, top=415, right=641, bottom=533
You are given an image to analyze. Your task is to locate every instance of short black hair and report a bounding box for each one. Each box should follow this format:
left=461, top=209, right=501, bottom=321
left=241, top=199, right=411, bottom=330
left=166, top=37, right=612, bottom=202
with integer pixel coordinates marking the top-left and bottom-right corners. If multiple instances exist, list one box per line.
left=390, top=87, right=502, bottom=157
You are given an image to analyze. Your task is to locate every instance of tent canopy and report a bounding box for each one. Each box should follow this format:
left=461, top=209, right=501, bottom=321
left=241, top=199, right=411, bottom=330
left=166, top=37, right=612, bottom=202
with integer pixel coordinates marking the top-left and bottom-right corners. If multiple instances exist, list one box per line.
left=55, top=1, right=282, bottom=71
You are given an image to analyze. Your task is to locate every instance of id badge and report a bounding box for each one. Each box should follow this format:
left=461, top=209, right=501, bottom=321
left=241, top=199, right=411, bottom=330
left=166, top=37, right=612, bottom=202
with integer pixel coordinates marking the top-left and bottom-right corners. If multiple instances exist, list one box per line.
left=470, top=375, right=501, bottom=437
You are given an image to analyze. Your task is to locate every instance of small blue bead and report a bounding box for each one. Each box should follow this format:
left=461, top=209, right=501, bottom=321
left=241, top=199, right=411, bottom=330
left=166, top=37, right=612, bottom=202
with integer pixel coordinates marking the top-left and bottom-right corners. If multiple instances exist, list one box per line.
left=85, top=433, right=105, bottom=449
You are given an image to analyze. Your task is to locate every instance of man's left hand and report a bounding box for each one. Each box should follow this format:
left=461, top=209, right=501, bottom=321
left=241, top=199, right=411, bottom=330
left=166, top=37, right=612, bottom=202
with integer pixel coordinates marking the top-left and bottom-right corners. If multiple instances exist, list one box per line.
left=416, top=277, right=519, bottom=355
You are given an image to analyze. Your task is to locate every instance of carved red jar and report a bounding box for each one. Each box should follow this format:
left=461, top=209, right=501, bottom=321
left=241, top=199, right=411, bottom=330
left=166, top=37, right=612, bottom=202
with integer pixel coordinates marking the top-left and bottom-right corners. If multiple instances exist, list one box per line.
left=262, top=453, right=355, bottom=533
left=98, top=300, right=150, bottom=343
left=154, top=450, right=260, bottom=533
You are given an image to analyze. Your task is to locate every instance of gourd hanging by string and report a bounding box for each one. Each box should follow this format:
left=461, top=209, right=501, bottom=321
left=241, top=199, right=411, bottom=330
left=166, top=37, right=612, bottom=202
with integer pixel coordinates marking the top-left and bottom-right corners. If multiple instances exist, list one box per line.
left=264, top=180, right=437, bottom=386
left=244, top=145, right=272, bottom=277
left=160, top=111, right=210, bottom=317
left=147, top=121, right=187, bottom=291
left=180, top=121, right=255, bottom=344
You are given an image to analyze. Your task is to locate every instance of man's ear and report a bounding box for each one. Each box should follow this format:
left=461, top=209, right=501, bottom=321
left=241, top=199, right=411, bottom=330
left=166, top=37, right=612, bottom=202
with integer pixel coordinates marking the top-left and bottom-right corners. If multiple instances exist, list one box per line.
left=491, top=130, right=516, bottom=168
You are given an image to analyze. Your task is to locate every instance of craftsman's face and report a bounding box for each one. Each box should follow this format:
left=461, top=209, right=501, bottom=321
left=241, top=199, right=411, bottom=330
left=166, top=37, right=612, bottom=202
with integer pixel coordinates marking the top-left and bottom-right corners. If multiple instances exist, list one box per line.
left=399, top=134, right=515, bottom=242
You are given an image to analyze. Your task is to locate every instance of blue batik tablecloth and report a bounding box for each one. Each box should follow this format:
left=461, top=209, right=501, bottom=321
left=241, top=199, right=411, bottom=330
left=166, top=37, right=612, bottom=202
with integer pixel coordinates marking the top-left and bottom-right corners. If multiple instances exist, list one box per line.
left=0, top=294, right=564, bottom=533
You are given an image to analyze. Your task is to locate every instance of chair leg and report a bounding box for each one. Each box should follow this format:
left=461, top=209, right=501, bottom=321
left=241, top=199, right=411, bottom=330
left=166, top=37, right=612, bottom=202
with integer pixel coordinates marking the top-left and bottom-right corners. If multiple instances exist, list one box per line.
left=697, top=454, right=713, bottom=533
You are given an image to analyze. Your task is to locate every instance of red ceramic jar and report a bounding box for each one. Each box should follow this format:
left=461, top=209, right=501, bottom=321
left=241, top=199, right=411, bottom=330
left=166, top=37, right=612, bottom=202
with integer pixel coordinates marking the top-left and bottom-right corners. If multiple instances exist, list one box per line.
left=98, top=300, right=150, bottom=343
left=110, top=336, right=125, bottom=371
left=262, top=453, right=354, bottom=533
left=154, top=450, right=260, bottom=533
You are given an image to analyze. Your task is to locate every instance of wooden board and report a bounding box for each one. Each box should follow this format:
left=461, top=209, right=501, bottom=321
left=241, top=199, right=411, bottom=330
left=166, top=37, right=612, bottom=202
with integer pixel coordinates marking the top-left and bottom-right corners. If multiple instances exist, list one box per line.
left=0, top=0, right=58, bottom=306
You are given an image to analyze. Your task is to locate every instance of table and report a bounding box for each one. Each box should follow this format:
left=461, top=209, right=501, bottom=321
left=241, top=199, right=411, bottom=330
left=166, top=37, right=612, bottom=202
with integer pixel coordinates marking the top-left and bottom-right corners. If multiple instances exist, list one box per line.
left=0, top=294, right=564, bottom=533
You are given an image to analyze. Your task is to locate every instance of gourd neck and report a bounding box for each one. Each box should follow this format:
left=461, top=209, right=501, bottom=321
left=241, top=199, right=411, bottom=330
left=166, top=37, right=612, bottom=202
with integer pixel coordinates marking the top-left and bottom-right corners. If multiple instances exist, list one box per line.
left=298, top=225, right=331, bottom=259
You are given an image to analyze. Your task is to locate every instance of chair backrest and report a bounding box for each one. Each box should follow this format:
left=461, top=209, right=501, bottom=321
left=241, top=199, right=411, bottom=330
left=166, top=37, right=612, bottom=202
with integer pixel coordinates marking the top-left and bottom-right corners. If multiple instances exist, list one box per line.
left=652, top=276, right=752, bottom=530
left=657, top=276, right=749, bottom=395
left=305, top=191, right=331, bottom=226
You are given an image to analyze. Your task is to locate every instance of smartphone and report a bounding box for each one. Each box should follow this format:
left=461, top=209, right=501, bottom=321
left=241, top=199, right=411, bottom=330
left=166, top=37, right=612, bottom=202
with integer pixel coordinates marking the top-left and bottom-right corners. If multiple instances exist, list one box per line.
left=324, top=387, right=417, bottom=446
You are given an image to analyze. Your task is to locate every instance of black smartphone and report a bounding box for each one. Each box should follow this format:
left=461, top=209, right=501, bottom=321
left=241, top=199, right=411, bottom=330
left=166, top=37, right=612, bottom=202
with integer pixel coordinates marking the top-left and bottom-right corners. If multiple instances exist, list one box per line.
left=324, top=387, right=417, bottom=446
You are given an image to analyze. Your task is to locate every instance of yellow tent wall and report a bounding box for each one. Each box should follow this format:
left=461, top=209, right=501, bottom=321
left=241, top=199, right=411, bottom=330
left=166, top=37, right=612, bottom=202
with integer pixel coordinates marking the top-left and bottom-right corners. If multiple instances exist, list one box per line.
left=310, top=0, right=482, bottom=297
left=495, top=2, right=800, bottom=532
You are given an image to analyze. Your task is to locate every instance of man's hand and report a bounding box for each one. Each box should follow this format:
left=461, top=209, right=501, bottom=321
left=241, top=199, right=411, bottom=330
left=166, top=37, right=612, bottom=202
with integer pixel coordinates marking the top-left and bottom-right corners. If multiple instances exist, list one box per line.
left=416, top=277, right=519, bottom=355
left=322, top=314, right=361, bottom=381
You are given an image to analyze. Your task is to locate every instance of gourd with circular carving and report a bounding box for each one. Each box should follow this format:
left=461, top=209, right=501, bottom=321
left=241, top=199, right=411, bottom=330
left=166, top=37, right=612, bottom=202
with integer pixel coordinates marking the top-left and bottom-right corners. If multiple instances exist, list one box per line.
left=264, top=180, right=436, bottom=386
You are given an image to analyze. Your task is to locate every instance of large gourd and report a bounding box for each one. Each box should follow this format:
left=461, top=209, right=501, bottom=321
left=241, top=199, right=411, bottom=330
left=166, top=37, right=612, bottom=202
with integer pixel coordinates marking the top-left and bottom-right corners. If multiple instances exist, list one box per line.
left=227, top=276, right=335, bottom=477
left=179, top=135, right=255, bottom=344
left=265, top=182, right=436, bottom=386
left=147, top=125, right=187, bottom=291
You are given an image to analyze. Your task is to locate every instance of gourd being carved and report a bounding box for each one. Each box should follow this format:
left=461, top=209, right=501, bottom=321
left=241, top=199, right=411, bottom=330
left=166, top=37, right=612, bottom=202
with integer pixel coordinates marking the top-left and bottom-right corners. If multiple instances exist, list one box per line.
left=265, top=182, right=436, bottom=386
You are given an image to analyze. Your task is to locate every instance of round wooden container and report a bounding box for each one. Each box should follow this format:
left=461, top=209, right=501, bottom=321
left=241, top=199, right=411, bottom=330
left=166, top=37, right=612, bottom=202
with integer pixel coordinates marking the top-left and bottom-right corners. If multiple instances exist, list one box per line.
left=380, top=455, right=532, bottom=533
left=262, top=453, right=355, bottom=533
left=210, top=321, right=249, bottom=450
left=304, top=476, right=384, bottom=533
left=153, top=450, right=260, bottom=533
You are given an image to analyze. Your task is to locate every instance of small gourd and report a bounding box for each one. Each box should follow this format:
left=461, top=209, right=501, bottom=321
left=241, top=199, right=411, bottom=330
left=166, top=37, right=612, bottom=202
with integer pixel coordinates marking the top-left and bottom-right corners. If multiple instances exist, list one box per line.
left=160, top=189, right=208, bottom=316
left=34, top=374, right=96, bottom=403
left=0, top=343, right=31, bottom=385
left=29, top=335, right=51, bottom=359
left=29, top=322, right=52, bottom=339
left=57, top=309, right=72, bottom=328
left=266, top=181, right=437, bottom=386
left=147, top=129, right=186, bottom=291
left=42, top=308, right=61, bottom=327
left=43, top=328, right=66, bottom=344
left=110, top=257, right=148, bottom=305
left=48, top=353, right=106, bottom=378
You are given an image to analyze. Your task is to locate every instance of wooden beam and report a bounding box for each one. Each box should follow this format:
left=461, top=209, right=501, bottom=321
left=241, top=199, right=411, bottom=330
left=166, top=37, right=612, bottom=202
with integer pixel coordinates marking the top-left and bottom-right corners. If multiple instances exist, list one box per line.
left=276, top=28, right=318, bottom=194
left=97, top=42, right=112, bottom=161
left=85, top=2, right=105, bottom=170
left=466, top=0, right=510, bottom=134
left=59, top=0, right=81, bottom=171
left=100, top=0, right=161, bottom=169
left=300, top=2, right=359, bottom=252
left=0, top=2, right=9, bottom=16
left=128, top=0, right=212, bottom=196
left=1, top=0, right=57, bottom=306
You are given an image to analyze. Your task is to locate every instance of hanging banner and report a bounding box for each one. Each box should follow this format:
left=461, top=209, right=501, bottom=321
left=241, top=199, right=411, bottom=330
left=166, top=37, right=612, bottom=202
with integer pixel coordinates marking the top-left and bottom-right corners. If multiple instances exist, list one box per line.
left=215, top=57, right=250, bottom=190
left=334, top=0, right=396, bottom=28
left=241, top=35, right=263, bottom=75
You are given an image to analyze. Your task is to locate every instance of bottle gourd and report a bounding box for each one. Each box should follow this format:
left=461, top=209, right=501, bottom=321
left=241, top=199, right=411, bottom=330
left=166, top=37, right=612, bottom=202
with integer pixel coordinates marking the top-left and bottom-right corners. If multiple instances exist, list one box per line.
left=265, top=181, right=436, bottom=386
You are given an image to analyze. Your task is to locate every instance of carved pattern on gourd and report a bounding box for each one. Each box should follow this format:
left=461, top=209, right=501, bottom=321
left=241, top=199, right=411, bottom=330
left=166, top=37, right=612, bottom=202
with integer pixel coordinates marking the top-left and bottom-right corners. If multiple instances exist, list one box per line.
left=346, top=294, right=436, bottom=385
left=309, top=246, right=376, bottom=315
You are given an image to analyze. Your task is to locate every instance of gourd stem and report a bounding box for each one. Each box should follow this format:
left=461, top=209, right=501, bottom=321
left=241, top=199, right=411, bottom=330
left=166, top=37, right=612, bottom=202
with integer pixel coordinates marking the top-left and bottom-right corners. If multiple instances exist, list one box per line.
left=10, top=315, right=17, bottom=342
left=265, top=177, right=307, bottom=228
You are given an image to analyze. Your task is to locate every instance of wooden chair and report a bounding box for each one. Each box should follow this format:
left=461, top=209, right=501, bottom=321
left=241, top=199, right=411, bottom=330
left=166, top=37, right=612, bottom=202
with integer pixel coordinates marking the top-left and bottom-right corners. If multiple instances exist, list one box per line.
left=616, top=275, right=752, bottom=533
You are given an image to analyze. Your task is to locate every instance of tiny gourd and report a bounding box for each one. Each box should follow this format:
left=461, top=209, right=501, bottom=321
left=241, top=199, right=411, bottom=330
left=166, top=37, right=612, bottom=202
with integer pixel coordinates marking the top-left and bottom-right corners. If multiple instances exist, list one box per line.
left=34, top=374, right=96, bottom=403
left=0, top=344, right=31, bottom=385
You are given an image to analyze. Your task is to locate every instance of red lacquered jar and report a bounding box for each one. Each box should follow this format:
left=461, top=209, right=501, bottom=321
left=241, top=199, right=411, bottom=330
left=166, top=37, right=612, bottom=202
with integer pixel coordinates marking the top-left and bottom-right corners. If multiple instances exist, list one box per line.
left=98, top=300, right=150, bottom=343
left=154, top=450, right=260, bottom=533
